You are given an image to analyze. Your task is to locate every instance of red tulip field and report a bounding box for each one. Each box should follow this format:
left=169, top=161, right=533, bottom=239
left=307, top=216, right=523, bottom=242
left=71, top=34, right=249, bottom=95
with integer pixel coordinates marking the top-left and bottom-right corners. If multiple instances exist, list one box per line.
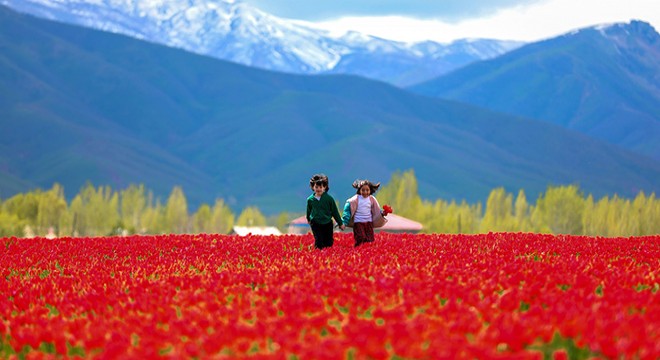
left=1, top=233, right=658, bottom=359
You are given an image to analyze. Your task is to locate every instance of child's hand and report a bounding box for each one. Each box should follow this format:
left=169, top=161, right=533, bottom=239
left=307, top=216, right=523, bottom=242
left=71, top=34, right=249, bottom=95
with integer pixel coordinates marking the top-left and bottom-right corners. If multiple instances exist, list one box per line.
left=340, top=224, right=345, bottom=231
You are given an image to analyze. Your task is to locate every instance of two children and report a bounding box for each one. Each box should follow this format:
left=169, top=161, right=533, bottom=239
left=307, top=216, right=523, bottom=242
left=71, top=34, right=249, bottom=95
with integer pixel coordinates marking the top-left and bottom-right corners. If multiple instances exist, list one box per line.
left=306, top=174, right=388, bottom=249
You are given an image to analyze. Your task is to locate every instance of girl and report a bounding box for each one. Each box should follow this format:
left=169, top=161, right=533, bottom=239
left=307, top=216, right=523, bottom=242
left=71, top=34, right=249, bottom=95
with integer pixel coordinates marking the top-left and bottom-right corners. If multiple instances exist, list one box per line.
left=306, top=174, right=345, bottom=249
left=342, top=179, right=388, bottom=247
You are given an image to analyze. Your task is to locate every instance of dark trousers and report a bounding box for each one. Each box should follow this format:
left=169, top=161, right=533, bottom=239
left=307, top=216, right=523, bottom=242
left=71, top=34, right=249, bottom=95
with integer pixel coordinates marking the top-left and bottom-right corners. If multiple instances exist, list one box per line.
left=310, top=221, right=334, bottom=249
left=353, top=222, right=375, bottom=247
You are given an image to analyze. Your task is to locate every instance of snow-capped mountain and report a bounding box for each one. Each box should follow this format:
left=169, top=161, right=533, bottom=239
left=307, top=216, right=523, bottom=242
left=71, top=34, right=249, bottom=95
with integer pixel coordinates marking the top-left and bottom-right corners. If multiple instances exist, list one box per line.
left=1, top=0, right=523, bottom=85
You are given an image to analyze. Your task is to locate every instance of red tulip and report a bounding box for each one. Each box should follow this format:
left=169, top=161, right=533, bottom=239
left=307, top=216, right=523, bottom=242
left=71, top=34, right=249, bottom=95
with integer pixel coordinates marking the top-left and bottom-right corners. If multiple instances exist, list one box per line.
left=1, top=233, right=658, bottom=359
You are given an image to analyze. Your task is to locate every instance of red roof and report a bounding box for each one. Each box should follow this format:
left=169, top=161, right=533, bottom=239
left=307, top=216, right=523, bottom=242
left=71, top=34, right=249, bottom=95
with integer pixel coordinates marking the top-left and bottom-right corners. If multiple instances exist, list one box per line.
left=289, top=214, right=422, bottom=232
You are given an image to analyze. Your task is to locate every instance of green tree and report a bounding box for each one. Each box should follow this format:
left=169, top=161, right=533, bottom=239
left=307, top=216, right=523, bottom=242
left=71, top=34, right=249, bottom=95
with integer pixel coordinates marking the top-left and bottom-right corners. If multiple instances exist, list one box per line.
left=69, top=183, right=119, bottom=236
left=378, top=169, right=423, bottom=221
left=236, top=206, right=266, bottom=227
left=68, top=196, right=85, bottom=236
left=632, top=192, right=660, bottom=235
left=120, top=184, right=147, bottom=234
left=378, top=170, right=482, bottom=234
left=58, top=207, right=74, bottom=237
left=480, top=187, right=514, bottom=232
left=210, top=199, right=235, bottom=234
left=270, top=212, right=293, bottom=233
left=0, top=210, right=22, bottom=237
left=164, top=186, right=189, bottom=234
left=3, top=191, right=39, bottom=234
left=513, top=190, right=533, bottom=232
left=589, top=195, right=622, bottom=237
left=413, top=199, right=440, bottom=233
left=584, top=195, right=620, bottom=237
left=192, top=204, right=212, bottom=233
left=533, top=185, right=585, bottom=235
left=582, top=195, right=597, bottom=236
left=455, top=200, right=481, bottom=234
left=142, top=200, right=165, bottom=234
left=35, top=184, right=68, bottom=236
left=418, top=200, right=445, bottom=234
left=612, top=196, right=633, bottom=236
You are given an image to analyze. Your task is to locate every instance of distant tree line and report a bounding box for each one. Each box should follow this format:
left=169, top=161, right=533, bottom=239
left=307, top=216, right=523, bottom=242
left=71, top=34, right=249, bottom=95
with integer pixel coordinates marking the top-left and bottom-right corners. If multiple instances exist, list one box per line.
left=1, top=171, right=658, bottom=237
left=0, top=183, right=271, bottom=237
left=378, top=170, right=660, bottom=236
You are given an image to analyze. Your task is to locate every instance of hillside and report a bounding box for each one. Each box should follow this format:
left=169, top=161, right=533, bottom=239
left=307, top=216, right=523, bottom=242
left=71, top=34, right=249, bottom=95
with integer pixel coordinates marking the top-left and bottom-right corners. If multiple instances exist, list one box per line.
left=410, top=21, right=660, bottom=161
left=2, top=6, right=660, bottom=213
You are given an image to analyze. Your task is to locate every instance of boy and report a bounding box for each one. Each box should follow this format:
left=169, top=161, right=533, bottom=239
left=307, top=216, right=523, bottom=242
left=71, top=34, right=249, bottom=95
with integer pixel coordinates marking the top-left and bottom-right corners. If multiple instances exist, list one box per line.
left=306, top=174, right=345, bottom=249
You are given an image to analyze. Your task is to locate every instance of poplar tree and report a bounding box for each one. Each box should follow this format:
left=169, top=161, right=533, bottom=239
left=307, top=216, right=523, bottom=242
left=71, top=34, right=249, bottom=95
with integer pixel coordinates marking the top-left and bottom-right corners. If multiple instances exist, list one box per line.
left=458, top=201, right=482, bottom=234
left=480, top=187, right=514, bottom=232
left=35, top=184, right=67, bottom=236
left=142, top=200, right=165, bottom=234
left=164, top=186, right=189, bottom=234
left=192, top=204, right=212, bottom=233
left=0, top=209, right=21, bottom=237
left=236, top=206, right=266, bottom=227
left=426, top=199, right=448, bottom=233
left=377, top=169, right=423, bottom=220
left=533, top=185, right=585, bottom=235
left=211, top=199, right=235, bottom=234
left=584, top=195, right=615, bottom=236
left=633, top=192, right=660, bottom=235
left=120, top=184, right=147, bottom=234
left=2, top=192, right=39, bottom=231
left=273, top=212, right=291, bottom=233
left=513, top=190, right=532, bottom=232
left=69, top=184, right=119, bottom=236
left=582, top=195, right=597, bottom=236
left=414, top=199, right=441, bottom=233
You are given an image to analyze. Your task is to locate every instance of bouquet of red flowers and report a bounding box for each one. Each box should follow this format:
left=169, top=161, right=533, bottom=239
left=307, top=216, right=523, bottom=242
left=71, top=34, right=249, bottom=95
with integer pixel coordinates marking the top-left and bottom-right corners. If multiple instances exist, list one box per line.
left=382, top=204, right=393, bottom=216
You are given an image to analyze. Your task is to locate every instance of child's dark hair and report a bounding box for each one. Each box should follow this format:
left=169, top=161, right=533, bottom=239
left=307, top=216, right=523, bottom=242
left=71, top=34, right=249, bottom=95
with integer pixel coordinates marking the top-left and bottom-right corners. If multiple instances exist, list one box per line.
left=310, top=173, right=330, bottom=191
left=352, top=179, right=380, bottom=195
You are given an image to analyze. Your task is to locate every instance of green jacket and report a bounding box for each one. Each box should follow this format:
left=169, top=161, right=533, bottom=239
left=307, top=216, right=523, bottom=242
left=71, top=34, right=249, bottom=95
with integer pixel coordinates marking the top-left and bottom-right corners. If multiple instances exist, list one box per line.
left=306, top=192, right=342, bottom=226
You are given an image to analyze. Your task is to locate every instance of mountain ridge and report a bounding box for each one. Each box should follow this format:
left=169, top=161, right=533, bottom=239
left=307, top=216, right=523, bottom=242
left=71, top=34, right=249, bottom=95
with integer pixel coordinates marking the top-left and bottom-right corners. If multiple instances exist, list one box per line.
left=0, top=0, right=522, bottom=86
left=410, top=20, right=660, bottom=161
left=1, top=6, right=659, bottom=213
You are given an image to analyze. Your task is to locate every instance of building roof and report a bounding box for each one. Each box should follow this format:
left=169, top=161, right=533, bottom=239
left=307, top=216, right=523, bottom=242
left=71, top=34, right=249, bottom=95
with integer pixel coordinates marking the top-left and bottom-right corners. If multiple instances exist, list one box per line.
left=231, top=226, right=282, bottom=236
left=378, top=213, right=423, bottom=232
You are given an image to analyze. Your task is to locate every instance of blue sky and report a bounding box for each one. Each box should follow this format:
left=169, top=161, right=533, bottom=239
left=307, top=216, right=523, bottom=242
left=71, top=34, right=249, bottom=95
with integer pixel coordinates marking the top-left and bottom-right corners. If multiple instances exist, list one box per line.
left=244, top=0, right=660, bottom=42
